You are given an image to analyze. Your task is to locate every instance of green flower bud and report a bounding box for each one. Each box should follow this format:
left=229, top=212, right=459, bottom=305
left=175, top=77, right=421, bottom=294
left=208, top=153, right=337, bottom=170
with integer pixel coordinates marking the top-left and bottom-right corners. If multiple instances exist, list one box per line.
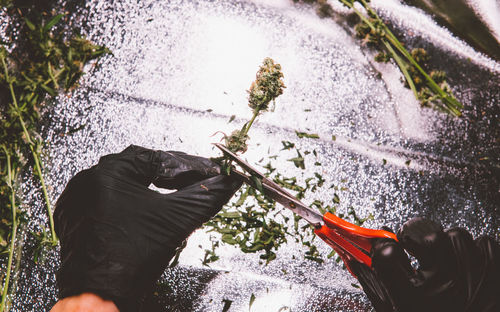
left=225, top=129, right=249, bottom=154
left=247, top=57, right=285, bottom=114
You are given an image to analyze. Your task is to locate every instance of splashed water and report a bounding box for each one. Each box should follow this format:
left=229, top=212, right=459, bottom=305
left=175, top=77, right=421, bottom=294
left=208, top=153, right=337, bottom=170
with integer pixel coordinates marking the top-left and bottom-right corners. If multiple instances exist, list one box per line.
left=3, top=0, right=499, bottom=311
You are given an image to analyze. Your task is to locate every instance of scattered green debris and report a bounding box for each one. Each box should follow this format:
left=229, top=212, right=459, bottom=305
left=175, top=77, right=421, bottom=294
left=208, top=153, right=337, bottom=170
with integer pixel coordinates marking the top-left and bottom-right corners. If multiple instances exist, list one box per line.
left=202, top=237, right=220, bottom=266
left=295, top=131, right=320, bottom=139
left=281, top=141, right=295, bottom=150
left=287, top=150, right=306, bottom=169
left=249, top=293, right=256, bottom=310
left=222, top=299, right=233, bottom=312
left=333, top=193, right=340, bottom=204
left=0, top=3, right=109, bottom=309
left=293, top=0, right=463, bottom=116
left=205, top=143, right=372, bottom=266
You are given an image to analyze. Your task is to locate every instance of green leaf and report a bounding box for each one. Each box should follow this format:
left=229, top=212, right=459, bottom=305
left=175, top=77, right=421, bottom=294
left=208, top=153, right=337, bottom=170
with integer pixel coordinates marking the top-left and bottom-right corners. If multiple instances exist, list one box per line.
left=40, top=84, right=56, bottom=96
left=295, top=131, right=319, bottom=139
left=287, top=150, right=305, bottom=169
left=66, top=124, right=86, bottom=135
left=219, top=228, right=235, bottom=234
left=333, top=194, right=340, bottom=204
left=220, top=212, right=241, bottom=219
left=235, top=188, right=249, bottom=206
left=281, top=141, right=295, bottom=150
left=222, top=234, right=238, bottom=245
left=44, top=14, right=64, bottom=32
left=222, top=299, right=232, bottom=312
left=327, top=249, right=337, bottom=258
left=24, top=18, right=36, bottom=31
left=288, top=156, right=305, bottom=169
left=250, top=175, right=264, bottom=194
left=249, top=293, right=256, bottom=310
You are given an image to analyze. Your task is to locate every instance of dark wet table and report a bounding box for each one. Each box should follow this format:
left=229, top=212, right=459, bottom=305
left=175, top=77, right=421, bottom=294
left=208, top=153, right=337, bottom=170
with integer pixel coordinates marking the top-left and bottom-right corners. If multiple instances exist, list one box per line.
left=3, top=0, right=499, bottom=311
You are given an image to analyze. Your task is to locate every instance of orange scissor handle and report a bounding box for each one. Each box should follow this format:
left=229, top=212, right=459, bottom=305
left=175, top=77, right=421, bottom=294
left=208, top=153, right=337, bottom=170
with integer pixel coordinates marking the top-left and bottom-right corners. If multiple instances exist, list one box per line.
left=322, top=212, right=398, bottom=253
left=314, top=212, right=398, bottom=277
left=315, top=225, right=372, bottom=276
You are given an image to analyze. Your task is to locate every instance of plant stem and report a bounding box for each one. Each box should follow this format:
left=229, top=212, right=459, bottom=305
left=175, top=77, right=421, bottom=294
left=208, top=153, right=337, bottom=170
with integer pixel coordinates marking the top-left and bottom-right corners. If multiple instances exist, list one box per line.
left=0, top=146, right=17, bottom=312
left=1, top=56, right=33, bottom=146
left=47, top=63, right=59, bottom=90
left=363, top=0, right=462, bottom=114
left=381, top=23, right=462, bottom=114
left=31, top=148, right=57, bottom=244
left=339, top=0, right=462, bottom=116
left=382, top=39, right=418, bottom=98
left=1, top=53, right=58, bottom=244
left=241, top=110, right=260, bottom=136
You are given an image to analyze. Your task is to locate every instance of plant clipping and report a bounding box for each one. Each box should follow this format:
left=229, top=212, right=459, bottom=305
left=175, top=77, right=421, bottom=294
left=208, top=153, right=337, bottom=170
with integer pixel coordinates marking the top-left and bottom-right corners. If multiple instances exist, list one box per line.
left=0, top=3, right=110, bottom=309
left=293, top=0, right=463, bottom=116
left=223, top=57, right=286, bottom=155
left=205, top=58, right=371, bottom=266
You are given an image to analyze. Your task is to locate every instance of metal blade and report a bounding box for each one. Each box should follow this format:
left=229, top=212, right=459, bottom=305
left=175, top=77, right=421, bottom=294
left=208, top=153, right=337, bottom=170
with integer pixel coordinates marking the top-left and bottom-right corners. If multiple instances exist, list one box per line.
left=215, top=143, right=324, bottom=227
left=214, top=143, right=268, bottom=180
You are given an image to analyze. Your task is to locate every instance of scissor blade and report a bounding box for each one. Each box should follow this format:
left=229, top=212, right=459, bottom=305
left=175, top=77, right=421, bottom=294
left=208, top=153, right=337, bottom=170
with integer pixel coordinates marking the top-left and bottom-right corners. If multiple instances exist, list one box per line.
left=214, top=143, right=268, bottom=180
left=214, top=143, right=297, bottom=199
left=269, top=189, right=324, bottom=228
left=216, top=143, right=324, bottom=227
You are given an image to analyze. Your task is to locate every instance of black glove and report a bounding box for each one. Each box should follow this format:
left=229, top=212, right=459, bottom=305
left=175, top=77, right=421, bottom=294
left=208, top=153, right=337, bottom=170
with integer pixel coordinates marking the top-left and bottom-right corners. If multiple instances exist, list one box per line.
left=351, top=217, right=500, bottom=312
left=54, top=145, right=242, bottom=312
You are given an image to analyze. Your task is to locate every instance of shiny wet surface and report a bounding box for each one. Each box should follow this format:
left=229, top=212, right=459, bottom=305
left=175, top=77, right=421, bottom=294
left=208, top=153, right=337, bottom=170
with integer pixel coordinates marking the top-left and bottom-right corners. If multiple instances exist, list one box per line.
left=3, top=0, right=499, bottom=311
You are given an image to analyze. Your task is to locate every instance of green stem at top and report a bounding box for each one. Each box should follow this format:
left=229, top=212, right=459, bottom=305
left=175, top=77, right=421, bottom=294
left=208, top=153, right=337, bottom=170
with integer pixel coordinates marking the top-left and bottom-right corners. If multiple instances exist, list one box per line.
left=241, top=110, right=260, bottom=137
left=339, top=0, right=462, bottom=116
left=382, top=39, right=418, bottom=98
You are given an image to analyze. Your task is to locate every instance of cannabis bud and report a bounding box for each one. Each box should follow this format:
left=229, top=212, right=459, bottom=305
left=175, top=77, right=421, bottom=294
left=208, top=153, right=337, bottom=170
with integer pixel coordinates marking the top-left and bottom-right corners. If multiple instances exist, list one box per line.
left=247, top=57, right=285, bottom=113
left=225, top=129, right=249, bottom=154
left=220, top=57, right=285, bottom=155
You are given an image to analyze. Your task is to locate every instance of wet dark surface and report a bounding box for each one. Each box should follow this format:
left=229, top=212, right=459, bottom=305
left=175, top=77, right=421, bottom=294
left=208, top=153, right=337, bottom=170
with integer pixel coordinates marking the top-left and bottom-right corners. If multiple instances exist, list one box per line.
left=1, top=0, right=499, bottom=311
left=403, top=0, right=500, bottom=61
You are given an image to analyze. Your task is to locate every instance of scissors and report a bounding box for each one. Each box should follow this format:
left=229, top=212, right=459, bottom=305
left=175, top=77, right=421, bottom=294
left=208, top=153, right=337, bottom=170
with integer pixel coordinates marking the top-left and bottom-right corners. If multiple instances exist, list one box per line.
left=214, top=143, right=397, bottom=276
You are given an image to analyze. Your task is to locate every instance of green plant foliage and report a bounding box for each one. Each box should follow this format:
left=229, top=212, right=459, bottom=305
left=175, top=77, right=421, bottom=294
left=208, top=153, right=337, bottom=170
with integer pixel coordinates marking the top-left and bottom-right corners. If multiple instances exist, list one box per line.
left=295, top=131, right=320, bottom=139
left=293, top=0, right=463, bottom=116
left=0, top=4, right=110, bottom=309
left=224, top=129, right=250, bottom=154
left=205, top=145, right=373, bottom=266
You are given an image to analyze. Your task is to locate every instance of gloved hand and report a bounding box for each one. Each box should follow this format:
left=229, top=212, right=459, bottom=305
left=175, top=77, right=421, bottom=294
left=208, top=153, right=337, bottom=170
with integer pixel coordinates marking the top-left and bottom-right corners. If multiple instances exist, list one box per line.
left=54, top=145, right=242, bottom=312
left=351, top=217, right=499, bottom=312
